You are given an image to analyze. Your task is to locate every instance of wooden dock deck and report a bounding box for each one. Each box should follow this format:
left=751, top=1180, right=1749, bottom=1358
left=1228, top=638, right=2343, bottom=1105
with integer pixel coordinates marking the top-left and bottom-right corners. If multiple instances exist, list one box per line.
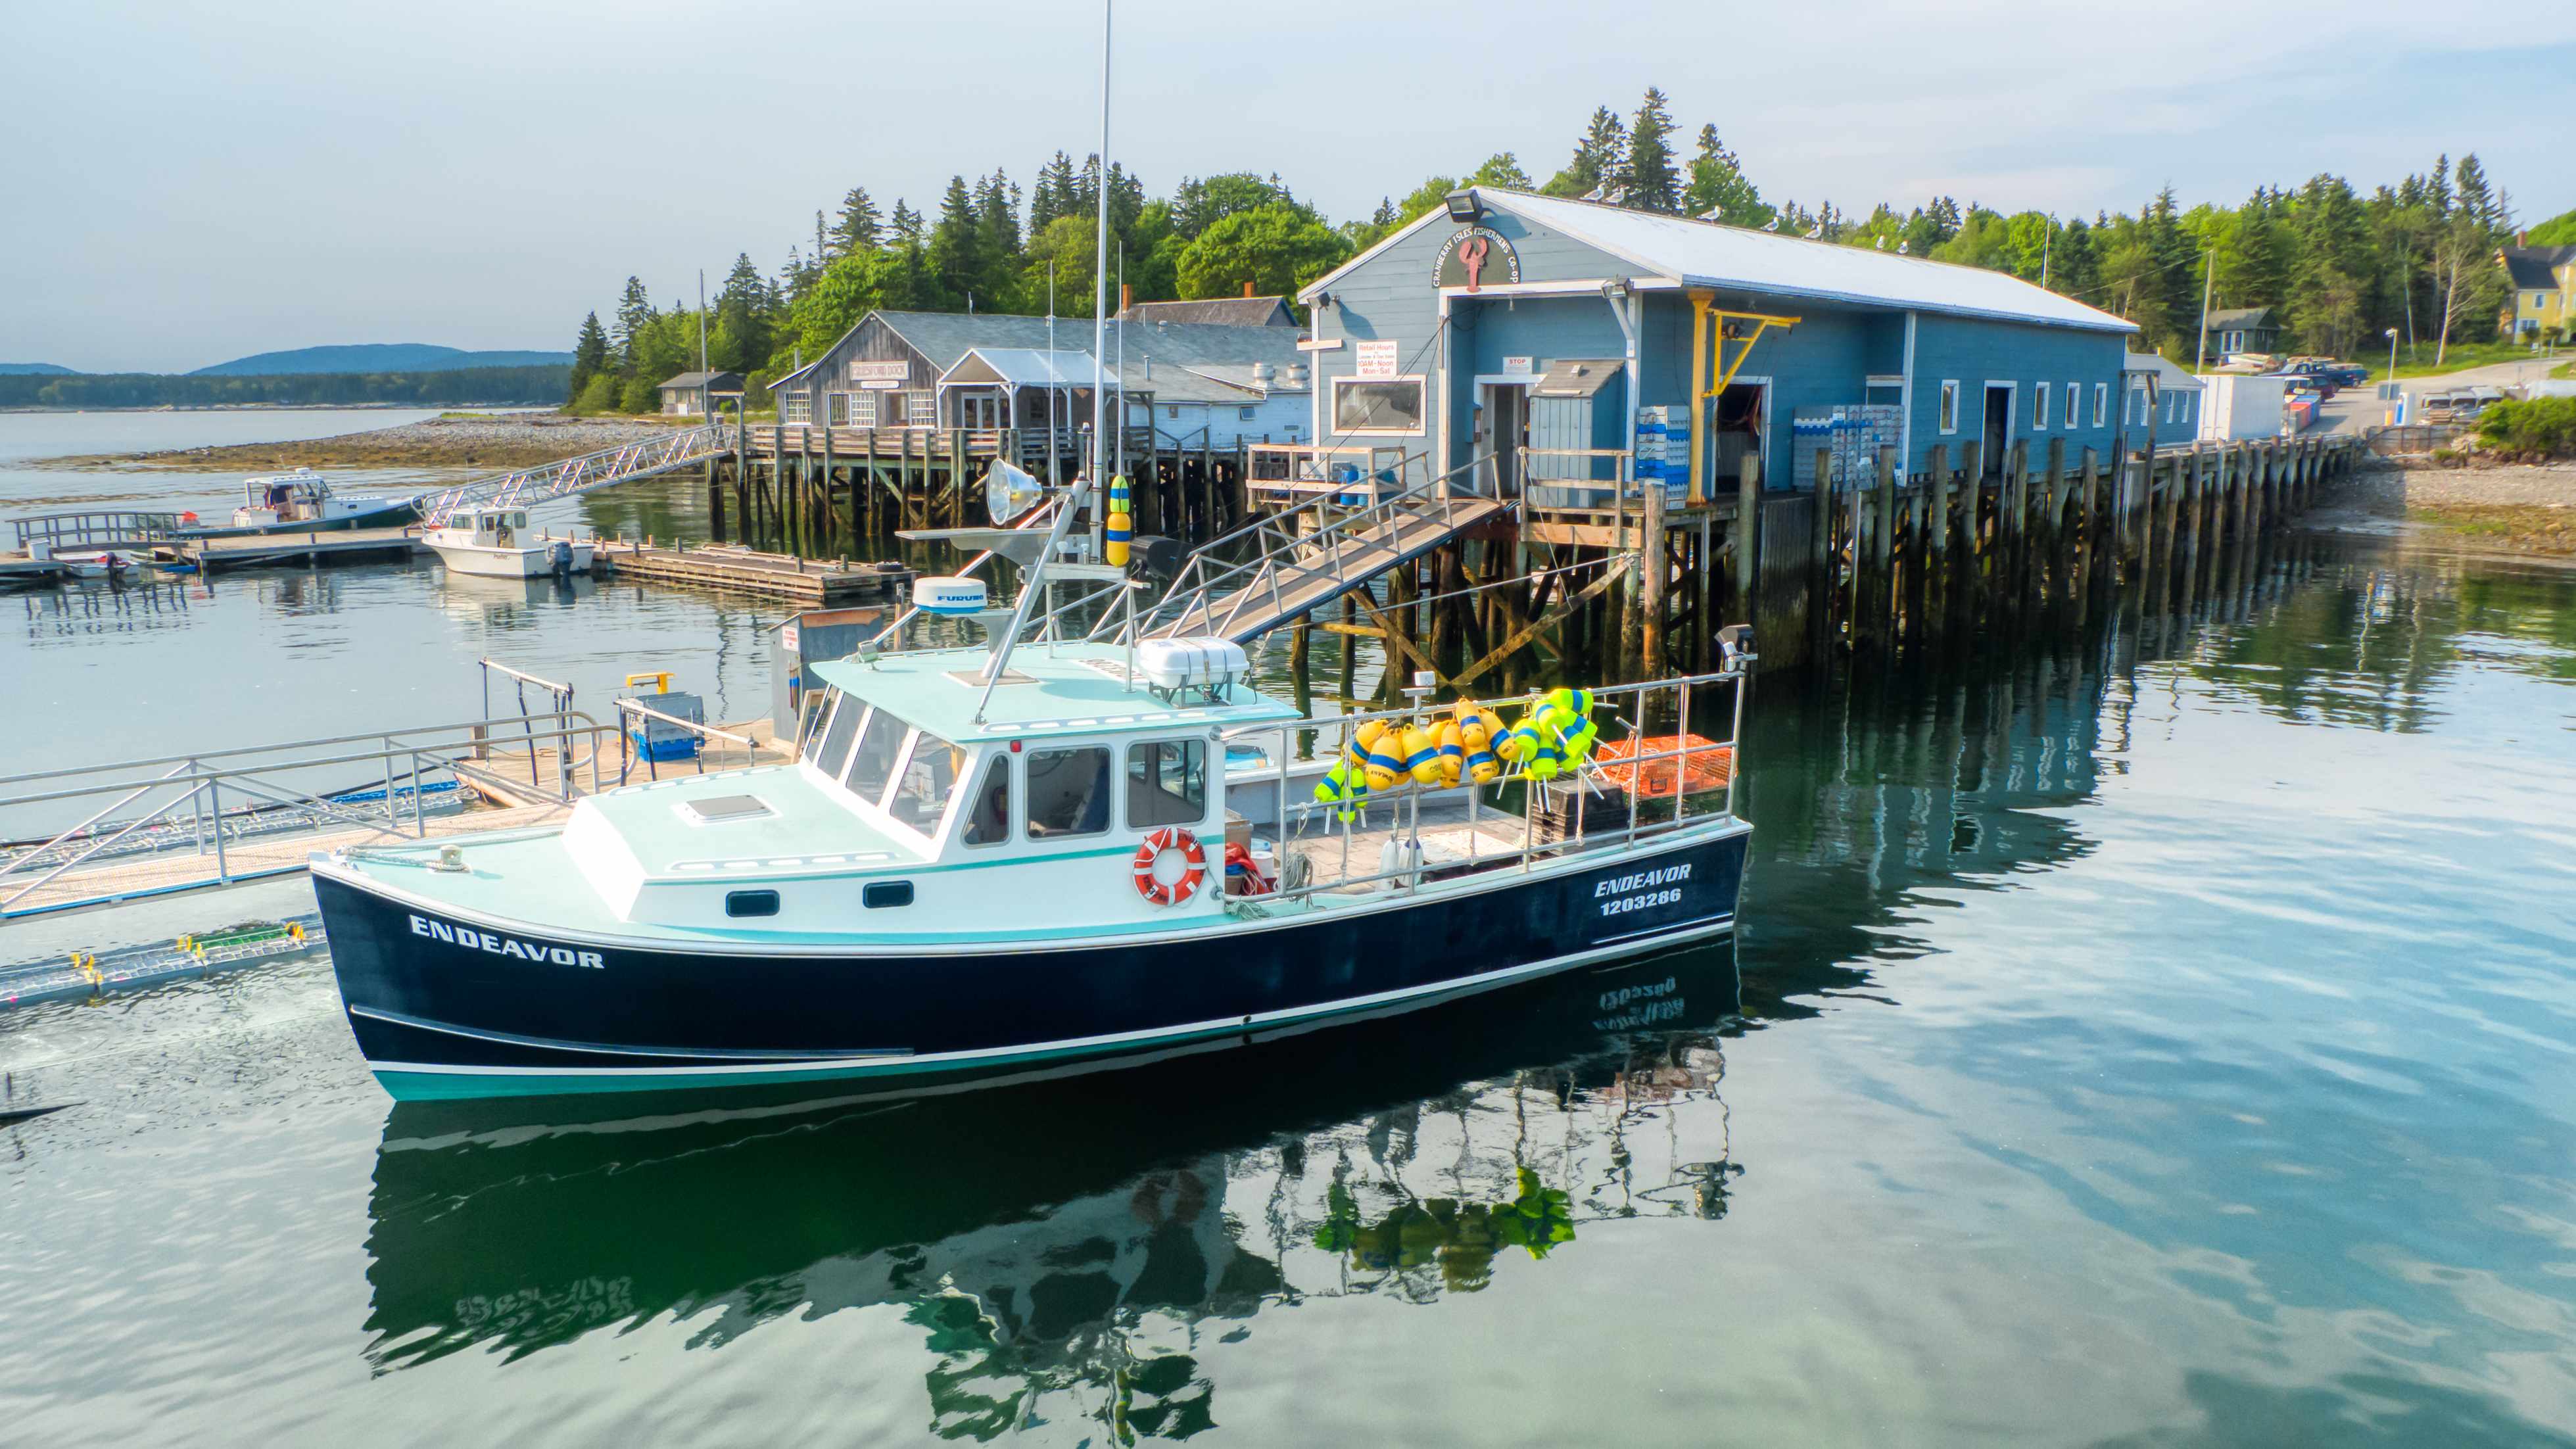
left=596, top=541, right=912, bottom=603
left=177, top=525, right=423, bottom=571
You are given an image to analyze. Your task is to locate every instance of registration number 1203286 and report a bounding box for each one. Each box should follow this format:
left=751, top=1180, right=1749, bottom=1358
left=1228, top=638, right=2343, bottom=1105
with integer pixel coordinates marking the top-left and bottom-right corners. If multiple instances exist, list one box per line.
left=1594, top=863, right=1692, bottom=918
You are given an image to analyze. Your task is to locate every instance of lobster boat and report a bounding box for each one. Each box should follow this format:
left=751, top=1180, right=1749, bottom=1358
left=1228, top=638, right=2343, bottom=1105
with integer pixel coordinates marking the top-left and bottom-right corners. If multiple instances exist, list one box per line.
left=179, top=469, right=419, bottom=537
left=423, top=506, right=594, bottom=579
left=312, top=483, right=1753, bottom=1102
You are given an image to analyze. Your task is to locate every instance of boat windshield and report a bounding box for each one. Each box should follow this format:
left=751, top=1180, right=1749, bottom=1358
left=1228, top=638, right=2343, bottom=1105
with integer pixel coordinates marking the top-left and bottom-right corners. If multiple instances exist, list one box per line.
left=843, top=707, right=909, bottom=805
left=811, top=694, right=863, bottom=780
left=886, top=729, right=963, bottom=834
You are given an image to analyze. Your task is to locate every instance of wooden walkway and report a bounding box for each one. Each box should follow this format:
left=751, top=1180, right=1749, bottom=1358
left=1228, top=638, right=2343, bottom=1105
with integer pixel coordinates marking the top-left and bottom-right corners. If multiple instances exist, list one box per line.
left=596, top=541, right=912, bottom=604
left=1157, top=496, right=1511, bottom=642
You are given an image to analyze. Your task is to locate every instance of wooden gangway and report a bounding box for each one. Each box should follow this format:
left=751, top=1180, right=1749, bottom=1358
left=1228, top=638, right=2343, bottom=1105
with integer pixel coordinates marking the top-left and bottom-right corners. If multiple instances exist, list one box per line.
left=416, top=423, right=734, bottom=528
left=1136, top=473, right=1512, bottom=644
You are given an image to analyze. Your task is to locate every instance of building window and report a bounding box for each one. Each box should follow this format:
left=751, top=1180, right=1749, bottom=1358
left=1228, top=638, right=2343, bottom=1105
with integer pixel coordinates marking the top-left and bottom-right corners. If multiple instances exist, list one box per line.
left=1938, top=380, right=1960, bottom=434
left=782, top=394, right=812, bottom=424
left=828, top=392, right=849, bottom=427
left=906, top=392, right=936, bottom=425
left=2034, top=382, right=2051, bottom=431
left=1331, top=376, right=1427, bottom=435
left=852, top=392, right=878, bottom=427
left=2163, top=393, right=2176, bottom=423
left=1239, top=406, right=1256, bottom=421
left=2092, top=383, right=2108, bottom=428
left=1166, top=404, right=1181, bottom=420
left=2065, top=381, right=2080, bottom=429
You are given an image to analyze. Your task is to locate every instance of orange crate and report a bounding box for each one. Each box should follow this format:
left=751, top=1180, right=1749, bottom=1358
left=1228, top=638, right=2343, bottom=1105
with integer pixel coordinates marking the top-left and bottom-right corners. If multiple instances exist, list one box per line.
left=1592, top=736, right=1734, bottom=796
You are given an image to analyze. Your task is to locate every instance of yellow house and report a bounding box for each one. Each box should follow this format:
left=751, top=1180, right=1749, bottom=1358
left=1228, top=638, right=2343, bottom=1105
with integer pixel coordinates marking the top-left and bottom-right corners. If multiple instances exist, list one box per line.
left=2500, top=241, right=2576, bottom=337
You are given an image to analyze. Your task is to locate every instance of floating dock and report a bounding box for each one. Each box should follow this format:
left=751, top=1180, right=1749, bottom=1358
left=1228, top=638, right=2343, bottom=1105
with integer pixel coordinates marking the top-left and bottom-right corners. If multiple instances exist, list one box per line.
left=595, top=541, right=912, bottom=603
left=177, top=525, right=423, bottom=571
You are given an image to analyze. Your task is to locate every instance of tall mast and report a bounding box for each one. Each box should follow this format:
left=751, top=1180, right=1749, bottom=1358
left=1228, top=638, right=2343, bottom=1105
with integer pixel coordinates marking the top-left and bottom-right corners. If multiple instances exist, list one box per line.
left=1090, top=0, right=1113, bottom=515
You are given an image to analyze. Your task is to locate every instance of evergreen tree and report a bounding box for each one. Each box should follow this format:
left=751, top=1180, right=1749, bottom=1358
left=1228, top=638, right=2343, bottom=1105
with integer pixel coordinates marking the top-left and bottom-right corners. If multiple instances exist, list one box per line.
left=1544, top=107, right=1628, bottom=199
left=1615, top=88, right=1681, bottom=213
left=890, top=199, right=926, bottom=245
left=612, top=277, right=656, bottom=371
left=828, top=187, right=882, bottom=257
left=928, top=175, right=986, bottom=310
left=974, top=169, right=1023, bottom=265
left=1466, top=153, right=1532, bottom=190
left=1683, top=125, right=1767, bottom=226
left=566, top=311, right=609, bottom=406
left=712, top=252, right=774, bottom=373
left=1030, top=151, right=1080, bottom=232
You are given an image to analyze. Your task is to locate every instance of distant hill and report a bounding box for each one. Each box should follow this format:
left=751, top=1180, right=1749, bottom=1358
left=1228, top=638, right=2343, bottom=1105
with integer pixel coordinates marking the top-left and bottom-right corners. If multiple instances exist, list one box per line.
left=190, top=343, right=575, bottom=377
left=2525, top=208, right=2576, bottom=248
left=0, top=362, right=78, bottom=375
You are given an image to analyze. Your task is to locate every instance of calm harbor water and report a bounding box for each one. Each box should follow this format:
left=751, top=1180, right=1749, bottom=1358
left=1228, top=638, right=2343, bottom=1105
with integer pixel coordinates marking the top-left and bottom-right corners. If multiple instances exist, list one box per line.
left=4, top=412, right=2575, bottom=1445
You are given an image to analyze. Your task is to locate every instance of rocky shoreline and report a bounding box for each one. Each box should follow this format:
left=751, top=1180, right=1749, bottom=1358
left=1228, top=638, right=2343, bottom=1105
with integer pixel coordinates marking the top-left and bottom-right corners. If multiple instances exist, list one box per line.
left=40, top=411, right=690, bottom=472
left=2312, top=460, right=2576, bottom=560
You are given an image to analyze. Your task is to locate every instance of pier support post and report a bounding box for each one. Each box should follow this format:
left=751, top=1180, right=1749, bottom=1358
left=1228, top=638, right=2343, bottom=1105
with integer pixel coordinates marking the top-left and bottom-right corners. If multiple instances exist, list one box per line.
left=1641, top=482, right=1668, bottom=673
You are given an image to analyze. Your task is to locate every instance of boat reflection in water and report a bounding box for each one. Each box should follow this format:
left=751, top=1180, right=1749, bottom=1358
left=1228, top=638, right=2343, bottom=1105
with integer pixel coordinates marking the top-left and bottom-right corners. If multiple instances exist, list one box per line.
left=364, top=943, right=1743, bottom=1438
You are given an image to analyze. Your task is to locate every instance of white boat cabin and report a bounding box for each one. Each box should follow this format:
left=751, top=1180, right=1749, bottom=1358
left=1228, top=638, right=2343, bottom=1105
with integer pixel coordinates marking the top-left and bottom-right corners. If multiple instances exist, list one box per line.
left=233, top=469, right=371, bottom=528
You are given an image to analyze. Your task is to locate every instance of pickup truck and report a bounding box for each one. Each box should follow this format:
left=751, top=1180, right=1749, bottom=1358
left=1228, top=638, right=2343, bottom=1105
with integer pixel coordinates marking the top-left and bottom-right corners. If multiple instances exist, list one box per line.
left=2283, top=360, right=2370, bottom=389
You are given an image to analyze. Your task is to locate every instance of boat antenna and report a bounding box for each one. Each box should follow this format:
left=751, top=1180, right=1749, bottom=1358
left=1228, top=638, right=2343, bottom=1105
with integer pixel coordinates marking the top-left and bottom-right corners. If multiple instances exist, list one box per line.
left=1089, top=0, right=1112, bottom=558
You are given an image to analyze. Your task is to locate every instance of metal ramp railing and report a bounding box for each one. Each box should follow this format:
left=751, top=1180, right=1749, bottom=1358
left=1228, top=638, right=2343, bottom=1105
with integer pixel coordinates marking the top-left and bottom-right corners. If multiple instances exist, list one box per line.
left=11, top=511, right=183, bottom=552
left=416, top=423, right=734, bottom=529
left=1116, top=455, right=1512, bottom=644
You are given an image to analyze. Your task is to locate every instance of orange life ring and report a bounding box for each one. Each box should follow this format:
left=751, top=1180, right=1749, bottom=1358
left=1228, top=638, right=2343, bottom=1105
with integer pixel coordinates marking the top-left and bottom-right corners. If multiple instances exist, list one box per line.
left=1132, top=826, right=1206, bottom=906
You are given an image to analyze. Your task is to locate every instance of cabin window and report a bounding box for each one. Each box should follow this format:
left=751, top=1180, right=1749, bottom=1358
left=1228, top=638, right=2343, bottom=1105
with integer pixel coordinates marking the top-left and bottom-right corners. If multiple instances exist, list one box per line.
left=863, top=881, right=915, bottom=909
left=1126, top=739, right=1208, bottom=828
left=1239, top=406, right=1256, bottom=421
left=798, top=687, right=837, bottom=757
left=2065, top=381, right=2080, bottom=428
left=1938, top=380, right=1959, bottom=434
left=828, top=392, right=850, bottom=426
left=813, top=696, right=863, bottom=780
left=1024, top=746, right=1111, bottom=838
left=906, top=392, right=936, bottom=425
left=852, top=392, right=878, bottom=427
left=2164, top=394, right=2176, bottom=423
left=2034, top=382, right=2050, bottom=430
left=962, top=755, right=1012, bottom=846
left=1166, top=404, right=1181, bottom=420
left=2093, top=383, right=2108, bottom=429
left=1331, top=377, right=1426, bottom=435
left=784, top=394, right=812, bottom=424
left=844, top=709, right=909, bottom=805
left=887, top=730, right=963, bottom=834
left=725, top=890, right=780, bottom=918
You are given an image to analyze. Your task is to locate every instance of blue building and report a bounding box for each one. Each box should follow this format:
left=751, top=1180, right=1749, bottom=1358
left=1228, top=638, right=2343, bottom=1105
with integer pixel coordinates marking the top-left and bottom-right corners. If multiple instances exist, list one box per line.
left=1295, top=188, right=2139, bottom=501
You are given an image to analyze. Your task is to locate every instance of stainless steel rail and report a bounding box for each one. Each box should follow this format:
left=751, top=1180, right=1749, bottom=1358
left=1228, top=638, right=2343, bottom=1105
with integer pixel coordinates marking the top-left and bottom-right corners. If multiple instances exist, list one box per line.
left=416, top=423, right=732, bottom=529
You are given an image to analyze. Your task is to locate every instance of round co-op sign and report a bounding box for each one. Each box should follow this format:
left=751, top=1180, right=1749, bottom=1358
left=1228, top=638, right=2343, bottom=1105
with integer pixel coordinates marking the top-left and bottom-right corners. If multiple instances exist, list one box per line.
left=1433, top=226, right=1520, bottom=292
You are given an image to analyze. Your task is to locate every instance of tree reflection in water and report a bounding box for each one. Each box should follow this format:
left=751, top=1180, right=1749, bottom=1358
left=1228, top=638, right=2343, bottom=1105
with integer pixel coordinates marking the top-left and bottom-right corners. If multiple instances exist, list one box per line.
left=362, top=947, right=1742, bottom=1440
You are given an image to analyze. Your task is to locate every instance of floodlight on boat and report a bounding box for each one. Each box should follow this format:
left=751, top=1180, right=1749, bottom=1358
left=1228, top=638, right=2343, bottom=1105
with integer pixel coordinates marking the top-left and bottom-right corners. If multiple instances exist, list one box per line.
left=913, top=576, right=990, bottom=616
left=984, top=460, right=1045, bottom=526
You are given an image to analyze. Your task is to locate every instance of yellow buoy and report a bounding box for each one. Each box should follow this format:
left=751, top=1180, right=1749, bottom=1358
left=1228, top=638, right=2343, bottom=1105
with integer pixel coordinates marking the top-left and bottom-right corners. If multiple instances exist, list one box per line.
left=1105, top=506, right=1132, bottom=567
left=1435, top=719, right=1466, bottom=787
left=1360, top=720, right=1404, bottom=792
left=1400, top=722, right=1443, bottom=786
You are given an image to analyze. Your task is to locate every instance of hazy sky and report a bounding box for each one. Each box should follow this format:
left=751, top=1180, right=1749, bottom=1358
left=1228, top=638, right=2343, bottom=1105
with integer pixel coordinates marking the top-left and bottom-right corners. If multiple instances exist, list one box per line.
left=9, top=1, right=2571, bottom=373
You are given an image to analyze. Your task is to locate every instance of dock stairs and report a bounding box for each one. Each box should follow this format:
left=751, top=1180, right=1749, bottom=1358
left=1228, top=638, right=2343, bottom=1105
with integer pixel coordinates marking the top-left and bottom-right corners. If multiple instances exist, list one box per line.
left=1135, top=480, right=1512, bottom=643
left=416, top=423, right=734, bottom=528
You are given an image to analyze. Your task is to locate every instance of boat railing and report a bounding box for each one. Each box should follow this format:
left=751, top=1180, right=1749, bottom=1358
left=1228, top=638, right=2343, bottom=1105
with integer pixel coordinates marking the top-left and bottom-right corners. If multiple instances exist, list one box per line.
left=1220, top=661, right=1752, bottom=907
left=0, top=712, right=620, bottom=920
left=612, top=698, right=764, bottom=781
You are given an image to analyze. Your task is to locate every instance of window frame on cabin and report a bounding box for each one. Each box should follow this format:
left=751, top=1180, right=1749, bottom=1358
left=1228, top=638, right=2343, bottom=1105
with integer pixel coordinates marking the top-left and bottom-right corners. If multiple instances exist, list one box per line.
left=1331, top=375, right=1428, bottom=435
left=2034, top=381, right=2051, bottom=431
left=2092, top=383, right=2108, bottom=429
left=851, top=391, right=878, bottom=427
left=906, top=392, right=937, bottom=426
left=782, top=393, right=813, bottom=425
left=2065, top=381, right=2080, bottom=429
left=1938, top=379, right=1961, bottom=435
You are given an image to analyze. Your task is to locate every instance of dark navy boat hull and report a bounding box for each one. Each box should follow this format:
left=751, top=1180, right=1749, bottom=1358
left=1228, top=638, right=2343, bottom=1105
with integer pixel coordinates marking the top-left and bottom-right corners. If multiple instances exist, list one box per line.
left=314, top=824, right=1748, bottom=1100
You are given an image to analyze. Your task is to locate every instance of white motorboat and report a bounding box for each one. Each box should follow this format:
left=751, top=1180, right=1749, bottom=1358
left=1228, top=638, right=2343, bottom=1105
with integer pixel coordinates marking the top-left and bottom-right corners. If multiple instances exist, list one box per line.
left=187, top=469, right=419, bottom=536
left=423, top=508, right=594, bottom=579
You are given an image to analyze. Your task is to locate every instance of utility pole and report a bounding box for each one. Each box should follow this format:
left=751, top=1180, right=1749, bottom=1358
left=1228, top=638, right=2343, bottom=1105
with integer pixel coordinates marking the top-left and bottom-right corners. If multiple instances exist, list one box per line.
left=2192, top=251, right=2214, bottom=374
left=697, top=268, right=710, bottom=419
left=2040, top=214, right=2053, bottom=289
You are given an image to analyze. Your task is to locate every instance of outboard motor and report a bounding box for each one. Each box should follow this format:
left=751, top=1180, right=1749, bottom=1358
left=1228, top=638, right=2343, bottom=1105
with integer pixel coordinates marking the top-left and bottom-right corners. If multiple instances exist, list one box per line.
left=548, top=540, right=574, bottom=579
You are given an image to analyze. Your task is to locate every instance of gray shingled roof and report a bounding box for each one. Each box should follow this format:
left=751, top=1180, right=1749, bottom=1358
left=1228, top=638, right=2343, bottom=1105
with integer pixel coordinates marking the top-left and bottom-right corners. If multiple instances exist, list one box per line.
left=2501, top=246, right=2575, bottom=291
left=2203, top=306, right=2274, bottom=330
left=773, top=310, right=1314, bottom=398
left=1116, top=297, right=1297, bottom=327
left=659, top=370, right=743, bottom=390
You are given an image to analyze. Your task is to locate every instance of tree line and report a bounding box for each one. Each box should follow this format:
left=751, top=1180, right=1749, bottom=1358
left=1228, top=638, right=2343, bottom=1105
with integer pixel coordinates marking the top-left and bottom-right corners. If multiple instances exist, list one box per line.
left=0, top=366, right=570, bottom=412
left=565, top=87, right=2545, bottom=413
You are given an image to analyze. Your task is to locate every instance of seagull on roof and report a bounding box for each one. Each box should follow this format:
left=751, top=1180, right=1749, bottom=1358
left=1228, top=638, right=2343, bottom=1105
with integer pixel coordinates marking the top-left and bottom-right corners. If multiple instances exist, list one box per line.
left=1698, top=206, right=1724, bottom=221
left=1897, top=240, right=1909, bottom=254
left=1805, top=225, right=1823, bottom=239
left=1583, top=183, right=1610, bottom=202
left=1761, top=217, right=1780, bottom=231
left=1875, top=236, right=1888, bottom=250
